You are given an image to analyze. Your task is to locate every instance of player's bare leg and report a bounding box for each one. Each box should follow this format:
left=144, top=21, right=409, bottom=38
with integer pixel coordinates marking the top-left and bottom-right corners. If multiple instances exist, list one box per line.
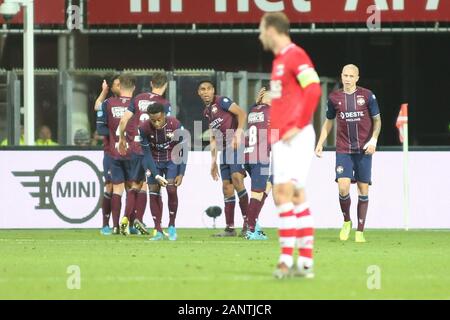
left=166, top=179, right=178, bottom=240
left=338, top=178, right=352, bottom=241
left=132, top=182, right=149, bottom=235
left=213, top=181, right=237, bottom=237
left=292, top=188, right=314, bottom=278
left=272, top=182, right=295, bottom=279
left=100, top=182, right=113, bottom=235
left=112, top=183, right=125, bottom=235
left=355, top=182, right=369, bottom=243
left=231, top=172, right=249, bottom=237
left=148, top=183, right=165, bottom=240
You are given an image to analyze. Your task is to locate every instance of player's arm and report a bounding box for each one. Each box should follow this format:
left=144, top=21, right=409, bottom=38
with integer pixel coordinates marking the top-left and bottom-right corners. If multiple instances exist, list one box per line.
left=209, top=130, right=219, bottom=181
left=94, top=80, right=109, bottom=111
left=174, top=124, right=189, bottom=187
left=117, top=102, right=136, bottom=155
left=96, top=102, right=109, bottom=136
left=315, top=99, right=336, bottom=158
left=228, top=103, right=247, bottom=150
left=364, top=93, right=382, bottom=155
left=140, top=130, right=168, bottom=187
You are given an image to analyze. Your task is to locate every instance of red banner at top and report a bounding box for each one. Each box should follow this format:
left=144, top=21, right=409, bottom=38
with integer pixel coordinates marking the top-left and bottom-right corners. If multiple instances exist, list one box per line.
left=87, top=0, right=450, bottom=25
left=0, top=0, right=66, bottom=25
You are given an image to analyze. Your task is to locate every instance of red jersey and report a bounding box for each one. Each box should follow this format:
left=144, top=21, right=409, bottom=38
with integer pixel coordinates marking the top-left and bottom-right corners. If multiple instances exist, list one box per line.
left=270, top=43, right=319, bottom=142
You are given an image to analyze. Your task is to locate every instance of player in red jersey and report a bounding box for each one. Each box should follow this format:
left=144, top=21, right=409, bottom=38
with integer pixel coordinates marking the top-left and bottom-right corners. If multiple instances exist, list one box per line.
left=118, top=72, right=172, bottom=234
left=259, top=12, right=321, bottom=278
left=315, top=64, right=382, bottom=243
left=94, top=74, right=120, bottom=235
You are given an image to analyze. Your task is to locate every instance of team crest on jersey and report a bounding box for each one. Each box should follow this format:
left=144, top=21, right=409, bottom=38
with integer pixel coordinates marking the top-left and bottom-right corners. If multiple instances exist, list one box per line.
left=275, top=64, right=285, bottom=76
left=357, top=97, right=366, bottom=106
left=336, top=166, right=344, bottom=174
left=211, top=105, right=218, bottom=114
left=166, top=132, right=174, bottom=139
left=145, top=169, right=152, bottom=177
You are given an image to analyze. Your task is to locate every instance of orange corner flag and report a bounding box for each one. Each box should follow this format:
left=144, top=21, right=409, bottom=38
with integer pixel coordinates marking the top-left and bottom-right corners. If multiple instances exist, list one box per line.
left=396, top=103, right=408, bottom=143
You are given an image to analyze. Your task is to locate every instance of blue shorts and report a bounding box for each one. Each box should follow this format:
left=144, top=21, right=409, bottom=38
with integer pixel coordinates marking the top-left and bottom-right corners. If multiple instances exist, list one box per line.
left=335, top=153, right=372, bottom=184
left=111, top=154, right=145, bottom=184
left=103, top=152, right=112, bottom=183
left=130, top=154, right=145, bottom=183
left=147, top=160, right=179, bottom=184
left=220, top=148, right=246, bottom=182
left=244, top=163, right=272, bottom=192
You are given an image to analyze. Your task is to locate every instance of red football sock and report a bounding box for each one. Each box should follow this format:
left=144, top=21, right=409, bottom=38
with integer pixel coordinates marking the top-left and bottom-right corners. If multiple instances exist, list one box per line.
left=111, top=193, right=122, bottom=228
left=150, top=193, right=163, bottom=232
left=224, top=196, right=236, bottom=228
left=135, top=191, right=147, bottom=222
left=102, top=192, right=112, bottom=227
left=167, top=185, right=178, bottom=227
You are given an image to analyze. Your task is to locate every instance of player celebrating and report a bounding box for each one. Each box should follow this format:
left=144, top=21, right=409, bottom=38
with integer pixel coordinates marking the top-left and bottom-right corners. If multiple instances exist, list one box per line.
left=198, top=80, right=249, bottom=237
left=118, top=72, right=173, bottom=234
left=315, top=64, right=382, bottom=243
left=94, top=74, right=120, bottom=235
left=244, top=87, right=272, bottom=240
left=139, top=103, right=188, bottom=241
left=259, top=12, right=321, bottom=278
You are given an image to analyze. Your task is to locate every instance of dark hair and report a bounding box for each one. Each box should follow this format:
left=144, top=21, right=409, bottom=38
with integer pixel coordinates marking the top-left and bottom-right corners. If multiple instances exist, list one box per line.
left=151, top=72, right=168, bottom=88
left=197, top=80, right=215, bottom=90
left=147, top=103, right=165, bottom=115
left=262, top=12, right=290, bottom=35
left=110, top=74, right=120, bottom=84
left=118, top=73, right=136, bottom=90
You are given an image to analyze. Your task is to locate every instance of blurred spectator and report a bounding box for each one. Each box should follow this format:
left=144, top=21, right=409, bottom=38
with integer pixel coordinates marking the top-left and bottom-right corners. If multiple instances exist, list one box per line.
left=74, top=128, right=91, bottom=146
left=91, top=130, right=104, bottom=147
left=1, top=126, right=25, bottom=146
left=35, top=125, right=58, bottom=146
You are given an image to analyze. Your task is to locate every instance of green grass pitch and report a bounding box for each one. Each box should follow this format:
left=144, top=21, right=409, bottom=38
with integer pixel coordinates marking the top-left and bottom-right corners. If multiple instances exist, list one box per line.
left=0, top=229, right=449, bottom=299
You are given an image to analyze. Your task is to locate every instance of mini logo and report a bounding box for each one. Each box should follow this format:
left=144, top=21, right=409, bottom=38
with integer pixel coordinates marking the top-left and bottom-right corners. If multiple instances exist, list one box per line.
left=357, top=97, right=366, bottom=106
left=166, top=132, right=174, bottom=139
left=336, top=166, right=344, bottom=174
left=13, top=156, right=103, bottom=224
left=211, top=106, right=218, bottom=114
left=340, top=112, right=345, bottom=119
left=145, top=169, right=152, bottom=177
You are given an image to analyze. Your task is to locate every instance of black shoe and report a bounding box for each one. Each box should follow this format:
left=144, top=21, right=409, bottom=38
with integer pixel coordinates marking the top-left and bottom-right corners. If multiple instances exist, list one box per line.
left=212, top=227, right=237, bottom=237
left=133, top=219, right=150, bottom=235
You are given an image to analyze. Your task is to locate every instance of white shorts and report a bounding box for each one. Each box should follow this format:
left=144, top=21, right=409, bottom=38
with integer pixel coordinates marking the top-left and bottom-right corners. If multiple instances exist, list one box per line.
left=272, top=124, right=315, bottom=189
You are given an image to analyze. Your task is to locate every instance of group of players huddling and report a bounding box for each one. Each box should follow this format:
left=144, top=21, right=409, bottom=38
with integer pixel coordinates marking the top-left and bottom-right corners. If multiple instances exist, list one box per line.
left=93, top=12, right=382, bottom=279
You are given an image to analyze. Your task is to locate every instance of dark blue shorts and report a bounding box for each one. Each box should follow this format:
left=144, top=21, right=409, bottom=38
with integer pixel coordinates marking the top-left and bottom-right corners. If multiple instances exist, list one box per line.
left=220, top=148, right=246, bottom=182
left=111, top=154, right=145, bottom=184
left=130, top=154, right=145, bottom=182
left=147, top=160, right=179, bottom=184
left=335, top=153, right=372, bottom=184
left=103, top=152, right=112, bottom=183
left=244, top=162, right=271, bottom=192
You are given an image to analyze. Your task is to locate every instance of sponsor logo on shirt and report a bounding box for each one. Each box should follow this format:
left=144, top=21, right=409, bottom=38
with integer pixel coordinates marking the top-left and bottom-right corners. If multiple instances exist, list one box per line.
left=340, top=111, right=365, bottom=122
left=111, top=106, right=126, bottom=118
left=210, top=117, right=223, bottom=128
left=138, top=100, right=155, bottom=111
left=248, top=112, right=265, bottom=124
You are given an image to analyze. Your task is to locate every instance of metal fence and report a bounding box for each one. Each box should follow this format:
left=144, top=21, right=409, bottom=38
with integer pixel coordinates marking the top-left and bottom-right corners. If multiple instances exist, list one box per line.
left=0, top=69, right=339, bottom=147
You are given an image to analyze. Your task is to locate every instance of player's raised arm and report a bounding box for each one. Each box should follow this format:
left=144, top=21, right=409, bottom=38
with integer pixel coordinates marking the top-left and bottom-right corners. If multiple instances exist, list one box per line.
left=94, top=80, right=109, bottom=111
left=228, top=102, right=247, bottom=150
left=96, top=102, right=109, bottom=136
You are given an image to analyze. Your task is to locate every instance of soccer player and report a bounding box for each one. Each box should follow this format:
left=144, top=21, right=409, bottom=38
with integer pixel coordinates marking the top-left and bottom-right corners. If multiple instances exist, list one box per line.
left=259, top=12, right=322, bottom=278
left=315, top=64, right=382, bottom=243
left=97, top=73, right=160, bottom=235
left=244, top=87, right=272, bottom=240
left=94, top=75, right=120, bottom=235
left=198, top=80, right=249, bottom=237
left=117, top=72, right=173, bottom=234
left=139, top=103, right=188, bottom=241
